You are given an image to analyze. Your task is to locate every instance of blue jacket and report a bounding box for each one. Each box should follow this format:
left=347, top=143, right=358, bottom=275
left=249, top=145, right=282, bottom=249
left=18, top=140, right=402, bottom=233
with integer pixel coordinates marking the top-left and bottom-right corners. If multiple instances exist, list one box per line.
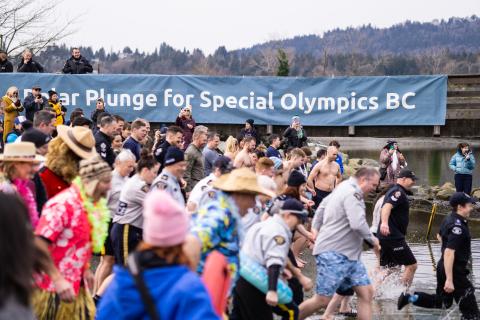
left=96, top=265, right=219, bottom=320
left=449, top=151, right=475, bottom=175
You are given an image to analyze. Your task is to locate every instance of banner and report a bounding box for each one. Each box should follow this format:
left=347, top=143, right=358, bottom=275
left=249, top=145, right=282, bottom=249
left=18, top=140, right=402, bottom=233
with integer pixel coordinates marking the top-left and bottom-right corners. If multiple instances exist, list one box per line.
left=0, top=73, right=447, bottom=126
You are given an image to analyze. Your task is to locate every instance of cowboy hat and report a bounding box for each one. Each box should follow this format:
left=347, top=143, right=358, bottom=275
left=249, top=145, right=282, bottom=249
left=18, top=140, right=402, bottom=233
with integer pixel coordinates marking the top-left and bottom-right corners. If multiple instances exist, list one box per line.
left=0, top=142, right=44, bottom=163
left=56, top=125, right=97, bottom=159
left=212, top=167, right=276, bottom=198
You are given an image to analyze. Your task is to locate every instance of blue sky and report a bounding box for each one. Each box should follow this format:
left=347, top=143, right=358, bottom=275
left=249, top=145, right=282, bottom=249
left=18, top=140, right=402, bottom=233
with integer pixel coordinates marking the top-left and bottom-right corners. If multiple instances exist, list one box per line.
left=53, top=0, right=480, bottom=54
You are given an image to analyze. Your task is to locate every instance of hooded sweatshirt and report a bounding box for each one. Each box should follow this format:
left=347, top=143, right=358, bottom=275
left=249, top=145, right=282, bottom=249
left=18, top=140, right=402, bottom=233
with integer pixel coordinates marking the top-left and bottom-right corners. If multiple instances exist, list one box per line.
left=96, top=263, right=219, bottom=320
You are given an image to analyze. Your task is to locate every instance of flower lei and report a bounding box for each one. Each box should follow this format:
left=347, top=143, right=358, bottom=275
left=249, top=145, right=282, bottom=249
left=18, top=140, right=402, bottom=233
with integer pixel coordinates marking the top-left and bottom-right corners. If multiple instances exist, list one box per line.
left=72, top=177, right=110, bottom=253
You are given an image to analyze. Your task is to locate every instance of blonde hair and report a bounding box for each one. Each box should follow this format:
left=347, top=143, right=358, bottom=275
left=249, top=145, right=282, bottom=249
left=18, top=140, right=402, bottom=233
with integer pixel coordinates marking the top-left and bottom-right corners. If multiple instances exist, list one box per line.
left=225, top=136, right=238, bottom=154
left=45, top=138, right=82, bottom=183
left=5, top=86, right=18, bottom=97
left=289, top=148, right=306, bottom=160
left=1, top=162, right=18, bottom=180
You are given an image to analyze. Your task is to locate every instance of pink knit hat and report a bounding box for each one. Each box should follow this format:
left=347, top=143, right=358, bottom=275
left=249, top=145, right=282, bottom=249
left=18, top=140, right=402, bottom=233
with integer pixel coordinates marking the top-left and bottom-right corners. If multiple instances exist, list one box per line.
left=143, top=190, right=189, bottom=247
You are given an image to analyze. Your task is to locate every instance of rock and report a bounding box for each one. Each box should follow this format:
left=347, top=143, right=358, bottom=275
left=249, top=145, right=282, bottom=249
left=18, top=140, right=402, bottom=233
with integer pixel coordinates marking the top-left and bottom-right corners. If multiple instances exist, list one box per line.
left=343, top=165, right=357, bottom=179
left=347, top=158, right=363, bottom=169
left=436, top=188, right=455, bottom=200
left=411, top=198, right=434, bottom=213
left=472, top=188, right=480, bottom=198
left=441, top=182, right=455, bottom=190
left=362, top=158, right=380, bottom=167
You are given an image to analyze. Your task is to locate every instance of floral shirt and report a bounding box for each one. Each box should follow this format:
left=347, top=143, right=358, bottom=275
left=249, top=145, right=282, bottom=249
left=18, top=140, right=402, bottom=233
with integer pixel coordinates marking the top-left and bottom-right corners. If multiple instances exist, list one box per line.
left=34, top=185, right=91, bottom=295
left=190, top=190, right=243, bottom=282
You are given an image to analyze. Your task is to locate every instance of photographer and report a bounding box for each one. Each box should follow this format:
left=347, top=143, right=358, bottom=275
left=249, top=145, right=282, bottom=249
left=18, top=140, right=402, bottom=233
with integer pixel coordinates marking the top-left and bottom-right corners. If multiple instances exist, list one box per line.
left=283, top=116, right=307, bottom=149
left=47, top=90, right=67, bottom=126
left=449, top=143, right=476, bottom=194
left=62, top=48, right=93, bottom=74
left=379, top=139, right=407, bottom=184
left=23, top=85, right=49, bottom=121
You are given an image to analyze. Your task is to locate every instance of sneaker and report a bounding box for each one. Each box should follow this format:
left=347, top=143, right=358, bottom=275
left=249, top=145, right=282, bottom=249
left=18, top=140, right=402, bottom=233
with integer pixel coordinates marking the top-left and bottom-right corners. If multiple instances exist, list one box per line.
left=338, top=308, right=358, bottom=317
left=397, top=292, right=410, bottom=310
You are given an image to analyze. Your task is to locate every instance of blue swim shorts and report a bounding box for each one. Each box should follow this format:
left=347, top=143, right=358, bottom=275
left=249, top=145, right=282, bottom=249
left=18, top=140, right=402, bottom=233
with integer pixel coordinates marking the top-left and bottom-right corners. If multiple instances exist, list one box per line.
left=315, top=251, right=371, bottom=296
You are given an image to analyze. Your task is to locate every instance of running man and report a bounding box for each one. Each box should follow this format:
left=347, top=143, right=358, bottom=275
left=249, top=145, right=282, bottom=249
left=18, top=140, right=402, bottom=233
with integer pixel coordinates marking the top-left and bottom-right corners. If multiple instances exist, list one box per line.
left=378, top=168, right=418, bottom=287
left=398, top=192, right=480, bottom=319
left=299, top=167, right=381, bottom=320
left=307, top=146, right=341, bottom=209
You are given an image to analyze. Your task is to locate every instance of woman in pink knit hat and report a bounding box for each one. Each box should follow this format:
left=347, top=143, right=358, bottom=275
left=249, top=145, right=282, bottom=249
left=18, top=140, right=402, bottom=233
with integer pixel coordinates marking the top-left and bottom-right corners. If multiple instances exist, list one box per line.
left=96, top=190, right=219, bottom=320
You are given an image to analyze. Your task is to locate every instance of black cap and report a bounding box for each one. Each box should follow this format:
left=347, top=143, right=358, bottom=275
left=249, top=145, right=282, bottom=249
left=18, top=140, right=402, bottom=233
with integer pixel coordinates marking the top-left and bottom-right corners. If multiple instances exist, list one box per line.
left=246, top=119, right=254, bottom=125
left=21, top=128, right=51, bottom=148
left=450, top=192, right=476, bottom=207
left=160, top=127, right=168, bottom=134
left=398, top=168, right=417, bottom=181
left=281, top=198, right=308, bottom=222
left=287, top=170, right=306, bottom=187
left=213, top=156, right=233, bottom=174
left=48, top=90, right=57, bottom=97
left=32, top=85, right=41, bottom=90
left=164, top=147, right=185, bottom=166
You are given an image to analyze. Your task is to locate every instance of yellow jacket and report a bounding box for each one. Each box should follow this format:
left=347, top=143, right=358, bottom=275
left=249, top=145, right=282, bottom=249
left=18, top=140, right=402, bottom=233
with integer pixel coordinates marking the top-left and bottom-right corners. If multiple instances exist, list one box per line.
left=48, top=100, right=64, bottom=126
left=2, top=96, right=24, bottom=142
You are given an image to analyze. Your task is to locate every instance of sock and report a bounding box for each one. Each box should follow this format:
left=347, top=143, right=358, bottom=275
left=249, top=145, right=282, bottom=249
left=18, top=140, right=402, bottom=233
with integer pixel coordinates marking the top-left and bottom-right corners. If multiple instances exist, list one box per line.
left=408, top=294, right=418, bottom=303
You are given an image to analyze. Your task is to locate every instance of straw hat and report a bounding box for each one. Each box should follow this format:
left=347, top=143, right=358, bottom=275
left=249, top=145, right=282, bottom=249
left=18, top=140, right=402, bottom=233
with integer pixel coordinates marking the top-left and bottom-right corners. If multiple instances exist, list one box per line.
left=212, top=167, right=276, bottom=198
left=56, top=125, right=96, bottom=159
left=0, top=142, right=44, bottom=163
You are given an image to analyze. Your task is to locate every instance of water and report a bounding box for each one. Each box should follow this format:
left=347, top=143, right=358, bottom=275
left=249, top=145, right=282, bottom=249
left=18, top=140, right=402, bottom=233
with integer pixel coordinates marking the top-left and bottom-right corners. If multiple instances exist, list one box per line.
left=310, top=137, right=480, bottom=187
left=345, top=148, right=480, bottom=187
left=301, top=210, right=480, bottom=319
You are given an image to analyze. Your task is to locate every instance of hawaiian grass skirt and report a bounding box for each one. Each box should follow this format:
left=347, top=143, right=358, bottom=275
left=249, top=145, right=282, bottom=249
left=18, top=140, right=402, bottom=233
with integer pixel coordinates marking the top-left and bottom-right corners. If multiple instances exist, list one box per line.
left=32, top=288, right=95, bottom=320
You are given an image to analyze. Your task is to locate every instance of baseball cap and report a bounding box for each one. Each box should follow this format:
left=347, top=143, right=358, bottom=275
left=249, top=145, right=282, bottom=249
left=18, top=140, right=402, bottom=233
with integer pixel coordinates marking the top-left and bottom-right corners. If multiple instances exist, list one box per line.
left=21, top=128, right=51, bottom=148
left=280, top=198, right=308, bottom=222
left=287, top=170, right=306, bottom=187
left=14, top=116, right=27, bottom=125
left=164, top=147, right=185, bottom=166
left=398, top=169, right=418, bottom=181
left=213, top=155, right=233, bottom=174
left=450, top=192, right=476, bottom=207
left=32, top=85, right=42, bottom=90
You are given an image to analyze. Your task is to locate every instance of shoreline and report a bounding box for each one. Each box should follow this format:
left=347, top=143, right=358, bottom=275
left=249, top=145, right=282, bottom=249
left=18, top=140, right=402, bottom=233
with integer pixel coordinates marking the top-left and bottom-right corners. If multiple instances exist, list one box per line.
left=308, top=137, right=480, bottom=151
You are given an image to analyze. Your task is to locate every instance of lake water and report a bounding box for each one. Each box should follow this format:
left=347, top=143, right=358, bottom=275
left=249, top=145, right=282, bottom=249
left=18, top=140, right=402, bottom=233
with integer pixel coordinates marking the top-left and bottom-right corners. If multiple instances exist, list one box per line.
left=346, top=148, right=480, bottom=187
left=311, top=137, right=480, bottom=187
left=301, top=209, right=480, bottom=320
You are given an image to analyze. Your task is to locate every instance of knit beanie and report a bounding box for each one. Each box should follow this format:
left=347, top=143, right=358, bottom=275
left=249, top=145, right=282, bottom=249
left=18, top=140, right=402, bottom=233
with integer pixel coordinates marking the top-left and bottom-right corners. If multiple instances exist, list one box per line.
left=143, top=189, right=189, bottom=247
left=79, top=156, right=112, bottom=197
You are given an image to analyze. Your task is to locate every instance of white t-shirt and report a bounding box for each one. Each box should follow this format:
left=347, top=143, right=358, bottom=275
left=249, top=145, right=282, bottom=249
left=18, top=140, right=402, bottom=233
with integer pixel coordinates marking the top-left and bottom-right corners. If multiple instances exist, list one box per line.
left=370, top=195, right=385, bottom=234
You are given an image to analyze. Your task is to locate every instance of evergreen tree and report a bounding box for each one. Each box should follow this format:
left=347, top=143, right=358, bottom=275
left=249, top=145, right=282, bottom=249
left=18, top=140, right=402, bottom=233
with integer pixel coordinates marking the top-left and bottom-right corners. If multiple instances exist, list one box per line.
left=276, top=49, right=289, bottom=76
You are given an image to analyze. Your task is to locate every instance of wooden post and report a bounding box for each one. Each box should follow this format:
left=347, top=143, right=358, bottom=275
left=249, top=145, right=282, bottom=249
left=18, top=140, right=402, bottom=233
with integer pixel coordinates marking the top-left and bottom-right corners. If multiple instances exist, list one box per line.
left=348, top=126, right=355, bottom=136
left=433, top=125, right=441, bottom=137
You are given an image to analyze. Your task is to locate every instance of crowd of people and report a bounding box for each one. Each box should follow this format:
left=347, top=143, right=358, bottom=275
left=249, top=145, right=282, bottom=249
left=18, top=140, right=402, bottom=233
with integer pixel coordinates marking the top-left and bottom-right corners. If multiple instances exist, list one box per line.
left=0, top=83, right=478, bottom=320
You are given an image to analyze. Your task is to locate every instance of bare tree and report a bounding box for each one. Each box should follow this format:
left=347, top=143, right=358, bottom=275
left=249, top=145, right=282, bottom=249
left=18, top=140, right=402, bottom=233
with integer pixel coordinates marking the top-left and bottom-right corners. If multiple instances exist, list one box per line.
left=0, top=0, right=78, bottom=55
left=250, top=47, right=278, bottom=75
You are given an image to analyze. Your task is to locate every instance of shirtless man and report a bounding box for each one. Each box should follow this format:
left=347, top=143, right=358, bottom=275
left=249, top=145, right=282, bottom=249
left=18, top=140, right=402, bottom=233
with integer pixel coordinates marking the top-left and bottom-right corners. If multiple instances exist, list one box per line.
left=282, top=148, right=306, bottom=182
left=307, top=146, right=341, bottom=209
left=234, top=136, right=256, bottom=169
